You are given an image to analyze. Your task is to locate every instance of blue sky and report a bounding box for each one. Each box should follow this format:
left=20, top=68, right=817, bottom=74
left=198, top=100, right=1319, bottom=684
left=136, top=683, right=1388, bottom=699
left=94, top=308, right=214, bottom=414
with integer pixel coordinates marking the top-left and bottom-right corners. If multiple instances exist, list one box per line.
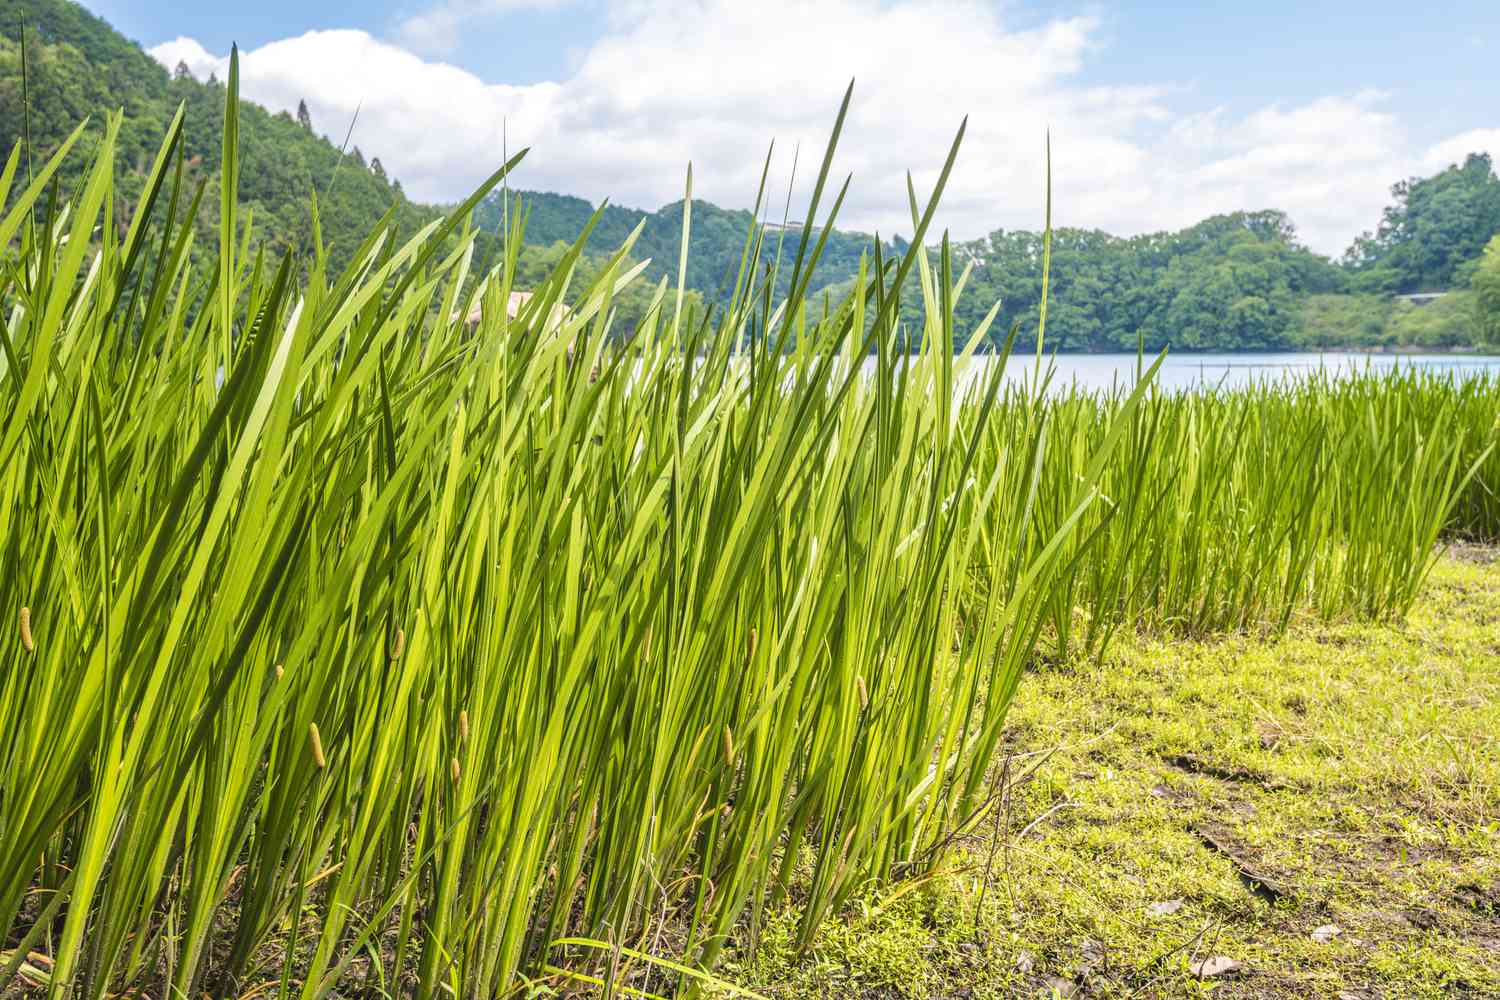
left=90, top=1, right=1500, bottom=133
left=90, top=1, right=1500, bottom=254
left=87, top=0, right=604, bottom=82
left=1070, top=3, right=1497, bottom=143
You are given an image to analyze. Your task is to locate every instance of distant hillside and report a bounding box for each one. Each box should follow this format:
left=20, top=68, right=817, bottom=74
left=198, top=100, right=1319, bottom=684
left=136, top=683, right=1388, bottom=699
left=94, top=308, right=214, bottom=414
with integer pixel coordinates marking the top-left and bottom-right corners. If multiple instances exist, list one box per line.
left=471, top=189, right=886, bottom=305
left=0, top=0, right=437, bottom=273
left=3, top=0, right=1498, bottom=350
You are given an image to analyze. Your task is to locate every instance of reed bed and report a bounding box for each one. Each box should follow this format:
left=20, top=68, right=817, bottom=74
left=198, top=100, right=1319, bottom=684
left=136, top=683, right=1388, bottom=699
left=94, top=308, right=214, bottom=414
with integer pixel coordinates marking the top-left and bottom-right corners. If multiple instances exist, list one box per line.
left=2, top=67, right=1496, bottom=1000
left=994, top=366, right=1500, bottom=661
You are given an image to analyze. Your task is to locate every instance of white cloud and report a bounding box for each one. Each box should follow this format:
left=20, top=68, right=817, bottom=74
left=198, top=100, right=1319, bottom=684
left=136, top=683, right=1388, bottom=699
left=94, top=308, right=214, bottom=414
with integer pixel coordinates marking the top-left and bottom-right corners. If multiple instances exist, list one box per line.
left=150, top=36, right=222, bottom=80
left=146, top=1, right=1495, bottom=256
left=394, top=0, right=573, bottom=56
left=1157, top=93, right=1408, bottom=251
left=1422, top=129, right=1500, bottom=173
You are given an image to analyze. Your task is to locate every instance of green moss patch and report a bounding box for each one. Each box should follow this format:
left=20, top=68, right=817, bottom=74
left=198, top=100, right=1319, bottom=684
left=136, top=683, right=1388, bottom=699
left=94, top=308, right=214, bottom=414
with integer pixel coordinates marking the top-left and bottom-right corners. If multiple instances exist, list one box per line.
left=747, top=555, right=1500, bottom=999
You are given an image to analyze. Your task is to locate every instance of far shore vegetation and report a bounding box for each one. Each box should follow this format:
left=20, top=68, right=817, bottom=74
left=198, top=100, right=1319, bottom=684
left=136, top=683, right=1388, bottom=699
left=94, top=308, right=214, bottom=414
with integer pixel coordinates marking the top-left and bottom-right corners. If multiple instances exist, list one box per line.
left=2, top=4, right=1499, bottom=1000
left=4, top=0, right=1500, bottom=355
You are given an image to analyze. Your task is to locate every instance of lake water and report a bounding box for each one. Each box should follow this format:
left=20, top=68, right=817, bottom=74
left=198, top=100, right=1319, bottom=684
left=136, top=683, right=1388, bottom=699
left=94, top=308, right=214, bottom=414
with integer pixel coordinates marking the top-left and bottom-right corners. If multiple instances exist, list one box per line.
left=983, top=352, right=1500, bottom=393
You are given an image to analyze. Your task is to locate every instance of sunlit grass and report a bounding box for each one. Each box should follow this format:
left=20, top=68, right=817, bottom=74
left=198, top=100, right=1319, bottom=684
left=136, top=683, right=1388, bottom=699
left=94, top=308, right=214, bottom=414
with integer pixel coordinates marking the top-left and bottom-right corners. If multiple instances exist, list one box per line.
left=0, top=57, right=1495, bottom=1000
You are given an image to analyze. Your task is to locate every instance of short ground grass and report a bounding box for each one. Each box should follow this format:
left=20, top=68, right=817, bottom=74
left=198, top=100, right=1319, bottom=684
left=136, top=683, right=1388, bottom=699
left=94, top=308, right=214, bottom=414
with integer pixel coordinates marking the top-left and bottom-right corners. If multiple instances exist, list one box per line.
left=741, top=550, right=1500, bottom=999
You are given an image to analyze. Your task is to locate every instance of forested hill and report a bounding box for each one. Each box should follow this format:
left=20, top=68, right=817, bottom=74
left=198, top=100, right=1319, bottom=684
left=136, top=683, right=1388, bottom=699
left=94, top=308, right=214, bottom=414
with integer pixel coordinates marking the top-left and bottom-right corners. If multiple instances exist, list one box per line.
left=0, top=0, right=443, bottom=274
left=929, top=211, right=1346, bottom=352
left=471, top=190, right=883, bottom=304
left=3, top=0, right=1499, bottom=350
left=1343, top=153, right=1500, bottom=294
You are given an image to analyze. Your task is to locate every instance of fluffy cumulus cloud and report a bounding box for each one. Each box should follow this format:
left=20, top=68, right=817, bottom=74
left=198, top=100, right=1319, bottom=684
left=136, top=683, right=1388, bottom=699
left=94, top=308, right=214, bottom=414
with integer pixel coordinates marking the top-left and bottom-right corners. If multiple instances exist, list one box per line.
left=1422, top=128, right=1500, bottom=173
left=150, top=35, right=222, bottom=80
left=148, top=0, right=1493, bottom=255
left=1157, top=94, right=1408, bottom=252
left=394, top=0, right=572, bottom=56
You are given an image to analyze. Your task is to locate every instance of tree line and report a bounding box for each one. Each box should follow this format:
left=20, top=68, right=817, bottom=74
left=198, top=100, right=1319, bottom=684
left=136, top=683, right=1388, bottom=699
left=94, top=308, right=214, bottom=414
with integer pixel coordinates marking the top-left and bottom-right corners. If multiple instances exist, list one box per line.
left=3, top=0, right=1499, bottom=349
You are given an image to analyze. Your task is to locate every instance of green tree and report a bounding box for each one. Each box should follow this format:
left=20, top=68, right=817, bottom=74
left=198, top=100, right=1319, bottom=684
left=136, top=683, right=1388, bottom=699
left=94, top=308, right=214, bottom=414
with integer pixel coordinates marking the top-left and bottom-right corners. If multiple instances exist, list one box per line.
left=1343, top=154, right=1500, bottom=293
left=7, top=0, right=1497, bottom=354
left=1473, top=234, right=1500, bottom=346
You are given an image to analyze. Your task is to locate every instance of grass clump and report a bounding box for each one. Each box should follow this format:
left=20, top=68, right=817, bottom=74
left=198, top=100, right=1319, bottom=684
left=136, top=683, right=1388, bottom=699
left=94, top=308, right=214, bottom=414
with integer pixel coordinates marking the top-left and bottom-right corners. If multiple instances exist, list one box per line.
left=1, top=64, right=1497, bottom=1000
left=0, top=68, right=1140, bottom=999
left=975, top=364, right=1498, bottom=663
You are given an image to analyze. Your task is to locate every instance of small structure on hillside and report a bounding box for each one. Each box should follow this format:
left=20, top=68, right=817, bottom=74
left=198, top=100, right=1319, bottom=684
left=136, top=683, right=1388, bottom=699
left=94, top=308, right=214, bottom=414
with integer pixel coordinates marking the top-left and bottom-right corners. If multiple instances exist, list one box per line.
left=761, top=220, right=815, bottom=237
left=459, top=289, right=537, bottom=327
left=455, top=289, right=573, bottom=332
left=1392, top=292, right=1448, bottom=307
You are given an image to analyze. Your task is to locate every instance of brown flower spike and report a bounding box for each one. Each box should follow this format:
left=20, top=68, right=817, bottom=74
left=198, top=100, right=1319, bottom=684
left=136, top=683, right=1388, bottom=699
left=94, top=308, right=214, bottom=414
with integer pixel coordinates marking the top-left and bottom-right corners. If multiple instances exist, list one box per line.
left=308, top=723, right=326, bottom=769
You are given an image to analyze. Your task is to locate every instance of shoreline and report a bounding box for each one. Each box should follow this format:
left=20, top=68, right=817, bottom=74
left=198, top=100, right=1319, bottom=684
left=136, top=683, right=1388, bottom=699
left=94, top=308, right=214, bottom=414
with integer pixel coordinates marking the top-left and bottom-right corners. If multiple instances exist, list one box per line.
left=1025, top=346, right=1500, bottom=357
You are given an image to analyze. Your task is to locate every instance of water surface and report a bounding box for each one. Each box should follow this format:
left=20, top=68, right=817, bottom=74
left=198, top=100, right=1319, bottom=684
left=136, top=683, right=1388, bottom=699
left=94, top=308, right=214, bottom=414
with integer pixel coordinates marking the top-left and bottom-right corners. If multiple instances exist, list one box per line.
left=984, top=352, right=1500, bottom=393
